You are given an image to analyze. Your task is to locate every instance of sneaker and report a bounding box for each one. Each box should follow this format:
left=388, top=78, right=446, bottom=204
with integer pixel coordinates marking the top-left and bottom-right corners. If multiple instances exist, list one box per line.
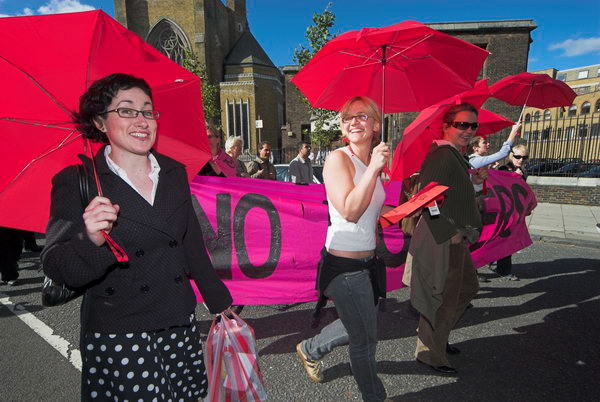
left=6, top=279, right=19, bottom=286
left=500, top=274, right=519, bottom=281
left=296, top=341, right=323, bottom=383
left=477, top=274, right=490, bottom=283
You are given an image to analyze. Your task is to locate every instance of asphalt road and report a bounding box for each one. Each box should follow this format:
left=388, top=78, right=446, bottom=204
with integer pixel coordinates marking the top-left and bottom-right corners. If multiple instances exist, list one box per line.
left=1, top=240, right=599, bottom=401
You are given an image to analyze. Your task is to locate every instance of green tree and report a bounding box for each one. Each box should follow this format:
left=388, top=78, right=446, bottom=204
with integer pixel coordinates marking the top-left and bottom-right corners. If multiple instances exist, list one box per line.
left=293, top=2, right=340, bottom=150
left=182, top=49, right=221, bottom=125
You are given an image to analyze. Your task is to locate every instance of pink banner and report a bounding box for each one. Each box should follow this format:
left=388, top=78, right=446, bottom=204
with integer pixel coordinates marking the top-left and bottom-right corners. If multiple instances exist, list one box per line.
left=190, top=171, right=536, bottom=305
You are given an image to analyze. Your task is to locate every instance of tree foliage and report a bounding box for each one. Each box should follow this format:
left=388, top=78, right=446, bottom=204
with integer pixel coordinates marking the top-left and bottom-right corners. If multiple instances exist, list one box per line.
left=293, top=2, right=340, bottom=148
left=182, top=49, right=221, bottom=125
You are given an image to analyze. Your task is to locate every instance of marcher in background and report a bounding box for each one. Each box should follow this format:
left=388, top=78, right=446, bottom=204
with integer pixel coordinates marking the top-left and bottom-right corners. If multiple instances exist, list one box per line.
left=0, top=227, right=23, bottom=286
left=21, top=230, right=43, bottom=252
left=495, top=144, right=530, bottom=281
left=246, top=141, right=277, bottom=180
left=41, top=73, right=232, bottom=401
left=198, top=124, right=238, bottom=177
left=468, top=122, right=521, bottom=169
left=404, top=102, right=486, bottom=374
left=288, top=142, right=314, bottom=184
left=225, top=136, right=249, bottom=177
left=296, top=96, right=390, bottom=402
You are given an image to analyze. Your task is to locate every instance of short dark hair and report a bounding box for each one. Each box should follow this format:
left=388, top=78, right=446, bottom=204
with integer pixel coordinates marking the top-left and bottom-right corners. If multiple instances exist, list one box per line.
left=258, top=141, right=271, bottom=152
left=298, top=141, right=311, bottom=151
left=442, top=102, right=479, bottom=126
left=468, top=135, right=485, bottom=154
left=75, top=73, right=153, bottom=143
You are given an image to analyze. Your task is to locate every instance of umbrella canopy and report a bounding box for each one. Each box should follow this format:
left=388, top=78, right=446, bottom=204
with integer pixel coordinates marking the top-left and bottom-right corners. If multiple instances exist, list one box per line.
left=291, top=20, right=490, bottom=114
left=391, top=82, right=514, bottom=181
left=489, top=72, right=577, bottom=110
left=0, top=10, right=209, bottom=233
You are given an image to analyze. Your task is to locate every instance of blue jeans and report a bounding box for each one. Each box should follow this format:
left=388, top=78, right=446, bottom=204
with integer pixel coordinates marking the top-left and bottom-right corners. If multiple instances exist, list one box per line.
left=303, top=269, right=386, bottom=402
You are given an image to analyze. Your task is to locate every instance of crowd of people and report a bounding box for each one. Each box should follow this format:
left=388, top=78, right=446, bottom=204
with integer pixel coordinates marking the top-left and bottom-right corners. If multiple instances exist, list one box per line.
left=0, top=72, right=532, bottom=402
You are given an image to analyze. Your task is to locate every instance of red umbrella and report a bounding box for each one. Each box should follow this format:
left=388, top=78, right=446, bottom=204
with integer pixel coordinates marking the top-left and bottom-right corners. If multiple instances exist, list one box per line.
left=291, top=20, right=490, bottom=116
left=391, top=81, right=514, bottom=181
left=0, top=10, right=209, bottom=233
left=489, top=72, right=577, bottom=120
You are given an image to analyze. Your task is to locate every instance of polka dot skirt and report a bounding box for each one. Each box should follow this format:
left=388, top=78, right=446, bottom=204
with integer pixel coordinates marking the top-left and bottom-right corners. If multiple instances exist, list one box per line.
left=82, top=315, right=207, bottom=401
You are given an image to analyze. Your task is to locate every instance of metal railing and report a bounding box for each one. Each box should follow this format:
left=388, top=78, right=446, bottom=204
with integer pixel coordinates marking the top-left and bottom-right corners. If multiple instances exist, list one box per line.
left=486, top=112, right=600, bottom=177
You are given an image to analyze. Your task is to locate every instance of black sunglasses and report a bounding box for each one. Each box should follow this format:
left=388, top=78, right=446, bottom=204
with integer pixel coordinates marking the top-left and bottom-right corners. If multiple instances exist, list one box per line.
left=452, top=121, right=479, bottom=130
left=513, top=155, right=529, bottom=160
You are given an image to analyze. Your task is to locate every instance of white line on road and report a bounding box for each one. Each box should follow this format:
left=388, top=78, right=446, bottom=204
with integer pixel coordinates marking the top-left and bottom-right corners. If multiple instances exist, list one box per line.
left=0, top=291, right=82, bottom=371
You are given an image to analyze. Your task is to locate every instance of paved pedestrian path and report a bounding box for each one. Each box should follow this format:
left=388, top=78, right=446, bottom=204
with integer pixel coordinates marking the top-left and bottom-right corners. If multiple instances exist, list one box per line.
left=526, top=202, right=600, bottom=244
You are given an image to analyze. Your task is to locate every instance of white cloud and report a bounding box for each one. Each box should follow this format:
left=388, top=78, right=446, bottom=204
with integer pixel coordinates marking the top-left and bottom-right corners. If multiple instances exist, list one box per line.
left=37, top=0, right=95, bottom=14
left=549, top=37, right=600, bottom=57
left=0, top=0, right=95, bottom=17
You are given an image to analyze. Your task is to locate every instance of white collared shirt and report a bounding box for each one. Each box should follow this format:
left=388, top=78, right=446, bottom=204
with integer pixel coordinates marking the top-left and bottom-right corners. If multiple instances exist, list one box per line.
left=104, top=146, right=161, bottom=205
left=434, top=139, right=458, bottom=149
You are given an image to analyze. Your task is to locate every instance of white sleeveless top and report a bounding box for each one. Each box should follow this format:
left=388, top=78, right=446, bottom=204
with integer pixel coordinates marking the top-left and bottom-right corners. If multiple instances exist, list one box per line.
left=325, top=147, right=386, bottom=251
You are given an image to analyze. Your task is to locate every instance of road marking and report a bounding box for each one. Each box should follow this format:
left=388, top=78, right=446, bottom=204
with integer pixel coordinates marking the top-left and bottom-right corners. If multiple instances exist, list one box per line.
left=0, top=291, right=82, bottom=371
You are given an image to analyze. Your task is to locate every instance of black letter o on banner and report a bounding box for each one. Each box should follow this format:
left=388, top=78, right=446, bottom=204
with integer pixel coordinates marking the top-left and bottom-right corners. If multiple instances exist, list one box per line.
left=233, top=193, right=281, bottom=279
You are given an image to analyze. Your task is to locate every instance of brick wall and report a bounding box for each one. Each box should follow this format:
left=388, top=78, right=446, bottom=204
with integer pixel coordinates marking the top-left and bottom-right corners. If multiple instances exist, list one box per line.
left=527, top=177, right=600, bottom=206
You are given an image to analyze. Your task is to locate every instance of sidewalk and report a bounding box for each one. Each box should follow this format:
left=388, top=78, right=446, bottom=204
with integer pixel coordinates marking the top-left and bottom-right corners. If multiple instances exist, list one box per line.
left=526, top=202, right=600, bottom=245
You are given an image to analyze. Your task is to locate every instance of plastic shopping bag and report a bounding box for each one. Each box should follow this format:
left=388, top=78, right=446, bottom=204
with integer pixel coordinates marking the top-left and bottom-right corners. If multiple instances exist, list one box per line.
left=206, top=311, right=267, bottom=402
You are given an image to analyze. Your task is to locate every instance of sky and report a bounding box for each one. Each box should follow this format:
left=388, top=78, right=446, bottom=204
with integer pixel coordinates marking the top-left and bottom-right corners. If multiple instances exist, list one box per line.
left=1, top=0, right=599, bottom=72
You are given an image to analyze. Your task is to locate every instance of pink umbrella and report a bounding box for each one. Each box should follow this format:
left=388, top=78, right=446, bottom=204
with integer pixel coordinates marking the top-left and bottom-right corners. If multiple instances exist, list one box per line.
left=391, top=81, right=514, bottom=181
left=489, top=72, right=577, bottom=121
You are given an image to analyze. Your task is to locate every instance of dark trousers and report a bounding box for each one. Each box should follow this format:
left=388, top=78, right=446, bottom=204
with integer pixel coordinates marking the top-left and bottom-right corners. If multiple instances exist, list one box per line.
left=0, top=227, right=23, bottom=282
left=496, top=255, right=512, bottom=276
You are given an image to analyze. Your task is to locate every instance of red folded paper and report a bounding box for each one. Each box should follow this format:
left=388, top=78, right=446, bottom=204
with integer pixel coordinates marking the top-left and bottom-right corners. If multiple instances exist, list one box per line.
left=379, top=182, right=448, bottom=228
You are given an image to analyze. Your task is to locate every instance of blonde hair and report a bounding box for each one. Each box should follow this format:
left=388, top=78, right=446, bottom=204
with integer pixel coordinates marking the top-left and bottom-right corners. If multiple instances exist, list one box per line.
left=510, top=144, right=529, bottom=157
left=339, top=96, right=382, bottom=146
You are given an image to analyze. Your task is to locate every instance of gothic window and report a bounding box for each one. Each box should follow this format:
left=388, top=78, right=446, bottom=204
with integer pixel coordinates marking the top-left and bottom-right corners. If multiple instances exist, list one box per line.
left=146, top=18, right=191, bottom=65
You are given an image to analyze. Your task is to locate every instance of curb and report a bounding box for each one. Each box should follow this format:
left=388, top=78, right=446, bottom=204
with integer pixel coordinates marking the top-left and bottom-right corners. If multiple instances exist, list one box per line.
left=530, top=234, right=600, bottom=249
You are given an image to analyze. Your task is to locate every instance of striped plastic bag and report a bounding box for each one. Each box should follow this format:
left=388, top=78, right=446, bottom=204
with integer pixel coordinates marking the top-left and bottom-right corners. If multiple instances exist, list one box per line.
left=206, top=311, right=267, bottom=401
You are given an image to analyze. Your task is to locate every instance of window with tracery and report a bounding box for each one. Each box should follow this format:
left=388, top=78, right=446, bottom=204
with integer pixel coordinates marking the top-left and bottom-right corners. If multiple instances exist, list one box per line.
left=147, top=19, right=191, bottom=65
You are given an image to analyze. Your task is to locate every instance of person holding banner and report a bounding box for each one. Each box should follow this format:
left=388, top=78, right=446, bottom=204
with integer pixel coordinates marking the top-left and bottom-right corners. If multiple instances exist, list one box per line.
left=296, top=96, right=389, bottom=402
left=405, top=102, right=486, bottom=374
left=225, top=136, right=250, bottom=177
left=495, top=144, right=530, bottom=281
left=41, top=74, right=232, bottom=401
left=198, top=124, right=238, bottom=177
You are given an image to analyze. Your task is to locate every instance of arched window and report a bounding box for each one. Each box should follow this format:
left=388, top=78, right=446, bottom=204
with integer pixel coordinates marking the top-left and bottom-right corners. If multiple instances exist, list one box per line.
left=595, top=99, right=600, bottom=113
left=533, top=111, right=540, bottom=121
left=524, top=113, right=531, bottom=122
left=568, top=104, right=577, bottom=117
left=146, top=18, right=191, bottom=65
left=581, top=101, right=591, bottom=115
left=543, top=110, right=551, bottom=120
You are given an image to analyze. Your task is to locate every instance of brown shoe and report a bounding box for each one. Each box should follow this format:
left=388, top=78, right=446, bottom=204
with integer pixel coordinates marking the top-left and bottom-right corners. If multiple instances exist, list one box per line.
left=296, top=341, right=324, bottom=383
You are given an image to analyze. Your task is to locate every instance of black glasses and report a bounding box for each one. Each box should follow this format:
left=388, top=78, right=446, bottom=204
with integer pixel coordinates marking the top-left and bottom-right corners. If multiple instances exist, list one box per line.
left=342, top=114, right=369, bottom=123
left=513, top=155, right=529, bottom=160
left=452, top=121, right=479, bottom=130
left=103, top=107, right=160, bottom=120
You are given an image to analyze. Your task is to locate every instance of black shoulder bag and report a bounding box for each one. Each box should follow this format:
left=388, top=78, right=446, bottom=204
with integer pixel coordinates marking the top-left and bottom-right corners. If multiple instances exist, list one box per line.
left=41, top=164, right=89, bottom=307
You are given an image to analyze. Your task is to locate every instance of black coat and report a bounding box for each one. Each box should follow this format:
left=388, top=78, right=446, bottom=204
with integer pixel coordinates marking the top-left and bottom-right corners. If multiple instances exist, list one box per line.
left=42, top=147, right=232, bottom=333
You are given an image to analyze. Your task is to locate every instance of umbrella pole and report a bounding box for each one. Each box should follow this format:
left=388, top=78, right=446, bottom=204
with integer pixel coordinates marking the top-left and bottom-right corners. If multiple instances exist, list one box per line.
left=517, top=82, right=535, bottom=122
left=381, top=45, right=387, bottom=143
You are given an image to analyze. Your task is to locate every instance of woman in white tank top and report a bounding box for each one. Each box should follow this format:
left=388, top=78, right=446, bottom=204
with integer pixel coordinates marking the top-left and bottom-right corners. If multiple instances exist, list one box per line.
left=296, top=96, right=392, bottom=402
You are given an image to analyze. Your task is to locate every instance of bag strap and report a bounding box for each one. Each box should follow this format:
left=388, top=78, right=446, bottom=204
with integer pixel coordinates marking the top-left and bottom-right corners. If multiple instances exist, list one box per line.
left=77, top=164, right=90, bottom=208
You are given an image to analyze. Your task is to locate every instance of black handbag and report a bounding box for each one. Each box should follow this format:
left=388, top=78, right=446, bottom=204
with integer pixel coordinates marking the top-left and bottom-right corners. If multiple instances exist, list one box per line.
left=41, top=164, right=89, bottom=307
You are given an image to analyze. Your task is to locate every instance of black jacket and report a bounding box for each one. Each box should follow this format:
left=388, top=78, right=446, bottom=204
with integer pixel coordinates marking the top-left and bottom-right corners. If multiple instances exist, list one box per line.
left=42, top=147, right=232, bottom=333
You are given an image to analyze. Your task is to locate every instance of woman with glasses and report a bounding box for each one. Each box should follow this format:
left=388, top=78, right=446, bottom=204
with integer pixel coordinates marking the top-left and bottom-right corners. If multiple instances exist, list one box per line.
left=198, top=124, right=238, bottom=177
left=296, top=96, right=389, bottom=402
left=405, top=102, right=486, bottom=374
left=495, top=144, right=530, bottom=281
left=467, top=122, right=521, bottom=169
left=42, top=73, right=232, bottom=401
